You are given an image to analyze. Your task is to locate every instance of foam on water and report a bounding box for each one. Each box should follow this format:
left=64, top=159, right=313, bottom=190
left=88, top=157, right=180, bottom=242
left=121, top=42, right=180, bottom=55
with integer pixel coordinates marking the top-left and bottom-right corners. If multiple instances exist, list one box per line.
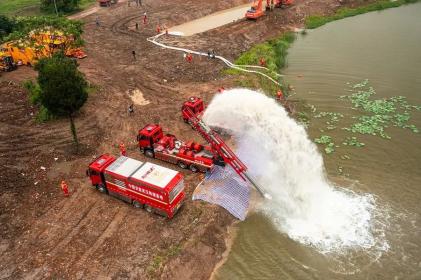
left=203, top=88, right=389, bottom=255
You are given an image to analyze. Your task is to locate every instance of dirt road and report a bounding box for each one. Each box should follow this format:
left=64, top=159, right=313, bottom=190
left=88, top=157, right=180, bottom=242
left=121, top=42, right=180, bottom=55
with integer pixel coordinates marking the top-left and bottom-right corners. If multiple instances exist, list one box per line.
left=0, top=0, right=366, bottom=279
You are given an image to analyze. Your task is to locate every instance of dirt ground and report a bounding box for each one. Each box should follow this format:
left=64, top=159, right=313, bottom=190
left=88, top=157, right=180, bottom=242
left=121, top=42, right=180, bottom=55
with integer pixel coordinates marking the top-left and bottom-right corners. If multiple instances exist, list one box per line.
left=0, top=0, right=368, bottom=279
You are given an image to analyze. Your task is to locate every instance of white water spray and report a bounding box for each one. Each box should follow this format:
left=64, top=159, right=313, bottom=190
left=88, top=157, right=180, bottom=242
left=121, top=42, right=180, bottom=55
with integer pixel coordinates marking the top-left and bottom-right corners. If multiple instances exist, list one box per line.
left=203, top=89, right=389, bottom=254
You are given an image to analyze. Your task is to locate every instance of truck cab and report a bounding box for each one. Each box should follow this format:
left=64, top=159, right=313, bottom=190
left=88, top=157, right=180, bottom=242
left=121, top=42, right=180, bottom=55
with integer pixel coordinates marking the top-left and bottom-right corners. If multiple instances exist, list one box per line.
left=137, top=124, right=164, bottom=156
left=181, top=96, right=205, bottom=122
left=86, top=154, right=116, bottom=191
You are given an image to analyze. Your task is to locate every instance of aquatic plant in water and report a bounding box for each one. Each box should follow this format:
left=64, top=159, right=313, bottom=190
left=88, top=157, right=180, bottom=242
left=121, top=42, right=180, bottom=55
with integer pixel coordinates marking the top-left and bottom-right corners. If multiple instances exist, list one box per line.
left=310, top=80, right=420, bottom=154
left=314, top=135, right=335, bottom=154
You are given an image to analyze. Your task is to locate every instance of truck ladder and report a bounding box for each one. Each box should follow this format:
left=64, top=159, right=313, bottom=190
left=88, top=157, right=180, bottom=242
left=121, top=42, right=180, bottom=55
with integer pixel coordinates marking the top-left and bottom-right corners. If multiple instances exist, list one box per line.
left=183, top=107, right=267, bottom=197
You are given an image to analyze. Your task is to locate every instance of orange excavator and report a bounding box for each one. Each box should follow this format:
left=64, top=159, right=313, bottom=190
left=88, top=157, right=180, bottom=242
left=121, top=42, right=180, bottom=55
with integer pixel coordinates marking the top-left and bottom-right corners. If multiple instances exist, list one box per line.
left=245, top=0, right=264, bottom=20
left=246, top=0, right=293, bottom=20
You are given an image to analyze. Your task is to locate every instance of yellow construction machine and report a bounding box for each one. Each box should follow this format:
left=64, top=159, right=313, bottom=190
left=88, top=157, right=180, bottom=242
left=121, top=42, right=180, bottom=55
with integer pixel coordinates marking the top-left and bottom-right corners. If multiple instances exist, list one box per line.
left=0, top=29, right=87, bottom=70
left=0, top=50, right=17, bottom=72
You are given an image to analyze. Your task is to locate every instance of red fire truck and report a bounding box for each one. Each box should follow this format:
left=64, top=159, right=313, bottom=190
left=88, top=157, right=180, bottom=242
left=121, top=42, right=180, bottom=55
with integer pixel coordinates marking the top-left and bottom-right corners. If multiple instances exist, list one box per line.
left=181, top=96, right=205, bottom=123
left=87, top=154, right=185, bottom=218
left=137, top=124, right=225, bottom=173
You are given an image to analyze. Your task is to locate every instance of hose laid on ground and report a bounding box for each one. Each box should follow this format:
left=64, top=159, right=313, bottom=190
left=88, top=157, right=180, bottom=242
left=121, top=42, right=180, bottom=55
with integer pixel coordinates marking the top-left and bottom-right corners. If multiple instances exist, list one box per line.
left=147, top=33, right=283, bottom=87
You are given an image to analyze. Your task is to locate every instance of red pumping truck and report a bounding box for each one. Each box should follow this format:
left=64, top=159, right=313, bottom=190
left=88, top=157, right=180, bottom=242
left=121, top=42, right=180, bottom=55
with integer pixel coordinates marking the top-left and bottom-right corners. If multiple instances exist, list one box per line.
left=137, top=123, right=225, bottom=173
left=182, top=96, right=269, bottom=198
left=87, top=154, right=185, bottom=218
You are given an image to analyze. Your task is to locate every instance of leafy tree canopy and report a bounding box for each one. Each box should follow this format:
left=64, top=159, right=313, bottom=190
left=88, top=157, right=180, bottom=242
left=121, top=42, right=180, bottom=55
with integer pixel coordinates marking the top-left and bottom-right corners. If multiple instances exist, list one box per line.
left=35, top=51, right=87, bottom=117
left=2, top=16, right=83, bottom=44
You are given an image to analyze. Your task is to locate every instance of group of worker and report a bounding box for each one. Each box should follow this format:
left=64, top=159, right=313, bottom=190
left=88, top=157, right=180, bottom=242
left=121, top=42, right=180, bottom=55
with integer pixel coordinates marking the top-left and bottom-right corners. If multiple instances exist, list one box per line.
left=182, top=49, right=218, bottom=63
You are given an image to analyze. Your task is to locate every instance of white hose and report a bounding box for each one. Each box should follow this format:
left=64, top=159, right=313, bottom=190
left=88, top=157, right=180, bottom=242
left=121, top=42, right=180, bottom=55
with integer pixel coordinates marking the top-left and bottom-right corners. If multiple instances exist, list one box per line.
left=147, top=33, right=283, bottom=87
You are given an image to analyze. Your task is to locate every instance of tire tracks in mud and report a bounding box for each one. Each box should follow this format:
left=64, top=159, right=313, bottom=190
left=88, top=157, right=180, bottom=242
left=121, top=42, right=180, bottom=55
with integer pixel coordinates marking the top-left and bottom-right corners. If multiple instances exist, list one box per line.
left=0, top=83, right=98, bottom=173
left=3, top=187, right=131, bottom=279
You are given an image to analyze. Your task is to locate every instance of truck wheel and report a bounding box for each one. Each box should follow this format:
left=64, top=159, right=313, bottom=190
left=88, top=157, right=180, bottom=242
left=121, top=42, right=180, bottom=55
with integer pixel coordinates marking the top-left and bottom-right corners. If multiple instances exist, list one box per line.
left=145, top=150, right=154, bottom=158
left=132, top=200, right=143, bottom=208
left=97, top=183, right=108, bottom=194
left=145, top=204, right=154, bottom=213
left=140, top=148, right=145, bottom=154
left=189, top=164, right=199, bottom=173
left=177, top=161, right=188, bottom=169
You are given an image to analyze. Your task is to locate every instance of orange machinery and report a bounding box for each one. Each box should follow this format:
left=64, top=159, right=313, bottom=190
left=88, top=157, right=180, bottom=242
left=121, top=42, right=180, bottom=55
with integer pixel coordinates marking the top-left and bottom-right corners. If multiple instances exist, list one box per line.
left=246, top=0, right=294, bottom=20
left=1, top=30, right=86, bottom=67
left=245, top=0, right=264, bottom=20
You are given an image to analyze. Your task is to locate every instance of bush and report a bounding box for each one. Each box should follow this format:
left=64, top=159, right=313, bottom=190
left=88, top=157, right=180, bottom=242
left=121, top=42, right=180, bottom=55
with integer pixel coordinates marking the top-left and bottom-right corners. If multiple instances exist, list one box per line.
left=0, top=15, right=16, bottom=40
left=23, top=80, right=42, bottom=104
left=36, top=105, right=55, bottom=122
left=23, top=80, right=55, bottom=122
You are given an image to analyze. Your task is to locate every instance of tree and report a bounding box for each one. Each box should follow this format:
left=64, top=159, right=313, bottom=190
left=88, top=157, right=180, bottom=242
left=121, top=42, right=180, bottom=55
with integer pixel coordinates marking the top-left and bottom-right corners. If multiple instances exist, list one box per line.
left=0, top=15, right=15, bottom=41
left=35, top=52, right=88, bottom=148
left=40, top=0, right=80, bottom=14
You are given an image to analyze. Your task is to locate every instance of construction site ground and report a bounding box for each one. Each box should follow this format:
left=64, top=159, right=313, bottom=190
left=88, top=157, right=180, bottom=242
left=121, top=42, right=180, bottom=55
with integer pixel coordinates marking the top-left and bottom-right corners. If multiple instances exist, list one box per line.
left=0, top=0, right=368, bottom=279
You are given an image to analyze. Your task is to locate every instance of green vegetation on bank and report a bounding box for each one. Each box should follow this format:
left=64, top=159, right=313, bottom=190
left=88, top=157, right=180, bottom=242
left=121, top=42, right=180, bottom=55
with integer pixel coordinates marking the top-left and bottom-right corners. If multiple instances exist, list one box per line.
left=225, top=32, right=296, bottom=95
left=0, top=0, right=96, bottom=16
left=305, top=0, right=421, bottom=29
left=230, top=32, right=295, bottom=74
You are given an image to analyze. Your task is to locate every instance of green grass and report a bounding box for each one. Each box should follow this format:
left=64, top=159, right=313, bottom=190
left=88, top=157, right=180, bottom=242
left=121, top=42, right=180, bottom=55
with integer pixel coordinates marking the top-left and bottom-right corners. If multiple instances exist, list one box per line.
left=146, top=244, right=182, bottom=276
left=227, top=32, right=295, bottom=75
left=0, top=0, right=40, bottom=15
left=225, top=32, right=296, bottom=95
left=78, top=0, right=96, bottom=10
left=0, top=0, right=96, bottom=16
left=305, top=0, right=421, bottom=29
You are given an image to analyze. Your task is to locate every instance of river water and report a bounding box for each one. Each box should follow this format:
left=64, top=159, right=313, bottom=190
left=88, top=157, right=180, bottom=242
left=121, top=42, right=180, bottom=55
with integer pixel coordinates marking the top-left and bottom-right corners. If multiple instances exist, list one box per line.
left=214, top=3, right=421, bottom=280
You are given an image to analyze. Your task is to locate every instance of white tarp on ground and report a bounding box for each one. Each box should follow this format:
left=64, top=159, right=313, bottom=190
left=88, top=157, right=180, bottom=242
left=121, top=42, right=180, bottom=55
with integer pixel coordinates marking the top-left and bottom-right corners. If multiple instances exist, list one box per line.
left=192, top=166, right=250, bottom=220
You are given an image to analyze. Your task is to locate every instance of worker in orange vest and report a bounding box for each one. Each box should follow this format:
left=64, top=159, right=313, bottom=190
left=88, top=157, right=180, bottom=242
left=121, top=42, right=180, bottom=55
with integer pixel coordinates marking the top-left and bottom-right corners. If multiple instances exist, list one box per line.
left=276, top=89, right=284, bottom=101
left=61, top=180, right=69, bottom=197
left=156, top=25, right=161, bottom=34
left=143, top=12, right=147, bottom=25
left=259, top=57, right=266, bottom=67
left=186, top=53, right=193, bottom=63
left=119, top=142, right=127, bottom=156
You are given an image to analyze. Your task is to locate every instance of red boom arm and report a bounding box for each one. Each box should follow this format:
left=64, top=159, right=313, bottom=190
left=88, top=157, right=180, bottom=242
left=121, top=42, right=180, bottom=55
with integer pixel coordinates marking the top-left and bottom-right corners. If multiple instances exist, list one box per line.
left=183, top=106, right=267, bottom=197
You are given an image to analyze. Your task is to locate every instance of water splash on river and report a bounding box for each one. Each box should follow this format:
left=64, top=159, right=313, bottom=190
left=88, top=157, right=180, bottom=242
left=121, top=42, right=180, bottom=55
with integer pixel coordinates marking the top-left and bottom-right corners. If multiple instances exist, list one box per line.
left=203, top=89, right=389, bottom=258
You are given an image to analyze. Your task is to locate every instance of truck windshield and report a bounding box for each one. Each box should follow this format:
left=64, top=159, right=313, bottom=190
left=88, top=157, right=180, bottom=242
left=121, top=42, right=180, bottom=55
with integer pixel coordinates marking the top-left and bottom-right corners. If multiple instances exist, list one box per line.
left=169, top=180, right=184, bottom=203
